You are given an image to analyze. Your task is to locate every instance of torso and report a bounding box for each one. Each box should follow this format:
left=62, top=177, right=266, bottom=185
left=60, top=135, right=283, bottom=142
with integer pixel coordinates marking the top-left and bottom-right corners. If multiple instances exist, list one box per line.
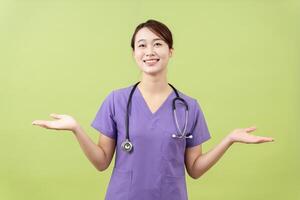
left=137, top=85, right=173, bottom=114
left=104, top=84, right=197, bottom=200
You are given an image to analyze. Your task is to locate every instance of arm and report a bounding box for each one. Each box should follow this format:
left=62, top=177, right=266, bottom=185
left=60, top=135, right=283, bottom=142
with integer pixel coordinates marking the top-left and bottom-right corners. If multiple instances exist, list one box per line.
left=32, top=113, right=116, bottom=172
left=73, top=125, right=116, bottom=171
left=185, top=136, right=233, bottom=179
left=185, top=126, right=274, bottom=179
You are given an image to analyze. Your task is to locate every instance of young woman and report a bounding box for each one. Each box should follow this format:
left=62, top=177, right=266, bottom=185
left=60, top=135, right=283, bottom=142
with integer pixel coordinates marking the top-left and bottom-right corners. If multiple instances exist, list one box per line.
left=32, top=19, right=274, bottom=200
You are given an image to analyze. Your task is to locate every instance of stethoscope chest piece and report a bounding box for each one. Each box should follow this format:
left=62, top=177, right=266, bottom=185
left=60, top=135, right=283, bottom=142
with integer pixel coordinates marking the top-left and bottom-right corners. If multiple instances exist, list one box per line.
left=121, top=139, right=133, bottom=153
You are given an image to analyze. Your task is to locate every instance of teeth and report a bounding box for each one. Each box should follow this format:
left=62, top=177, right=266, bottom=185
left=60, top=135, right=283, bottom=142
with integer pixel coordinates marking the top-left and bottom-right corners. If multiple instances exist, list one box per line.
left=144, top=59, right=159, bottom=63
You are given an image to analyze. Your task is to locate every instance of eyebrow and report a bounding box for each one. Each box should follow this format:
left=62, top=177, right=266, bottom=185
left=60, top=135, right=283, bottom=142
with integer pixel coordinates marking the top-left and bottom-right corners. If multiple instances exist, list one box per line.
left=137, top=38, right=163, bottom=43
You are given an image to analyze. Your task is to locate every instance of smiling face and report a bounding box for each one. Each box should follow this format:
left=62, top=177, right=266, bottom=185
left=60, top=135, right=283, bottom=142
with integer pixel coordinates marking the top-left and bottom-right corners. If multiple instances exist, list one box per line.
left=133, top=27, right=173, bottom=76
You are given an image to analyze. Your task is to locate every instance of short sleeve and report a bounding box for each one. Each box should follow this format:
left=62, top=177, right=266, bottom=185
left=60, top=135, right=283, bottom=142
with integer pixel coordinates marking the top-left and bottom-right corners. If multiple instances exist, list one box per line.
left=186, top=100, right=211, bottom=148
left=91, top=91, right=117, bottom=140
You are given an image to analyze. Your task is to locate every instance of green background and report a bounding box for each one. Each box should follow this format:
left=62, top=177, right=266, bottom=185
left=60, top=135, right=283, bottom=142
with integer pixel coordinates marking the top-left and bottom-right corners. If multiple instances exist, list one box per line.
left=1, top=0, right=299, bottom=199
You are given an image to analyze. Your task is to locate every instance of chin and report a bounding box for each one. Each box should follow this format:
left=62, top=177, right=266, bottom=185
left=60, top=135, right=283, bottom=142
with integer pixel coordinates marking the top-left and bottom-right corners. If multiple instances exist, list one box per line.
left=141, top=67, right=166, bottom=76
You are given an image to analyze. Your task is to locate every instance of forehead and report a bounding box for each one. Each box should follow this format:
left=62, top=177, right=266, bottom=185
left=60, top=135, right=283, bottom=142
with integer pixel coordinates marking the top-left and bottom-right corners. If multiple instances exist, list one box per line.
left=135, top=27, right=162, bottom=42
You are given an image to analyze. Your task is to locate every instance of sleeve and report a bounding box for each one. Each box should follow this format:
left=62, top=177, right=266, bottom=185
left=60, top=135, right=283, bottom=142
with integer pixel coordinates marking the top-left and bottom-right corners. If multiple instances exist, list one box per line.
left=90, top=91, right=117, bottom=140
left=186, top=99, right=211, bottom=148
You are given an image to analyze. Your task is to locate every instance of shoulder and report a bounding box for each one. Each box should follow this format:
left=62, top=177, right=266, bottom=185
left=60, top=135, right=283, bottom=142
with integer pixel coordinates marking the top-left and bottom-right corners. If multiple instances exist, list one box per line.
left=176, top=89, right=206, bottom=115
left=108, top=84, right=135, bottom=102
left=113, top=85, right=133, bottom=95
left=176, top=90, right=198, bottom=106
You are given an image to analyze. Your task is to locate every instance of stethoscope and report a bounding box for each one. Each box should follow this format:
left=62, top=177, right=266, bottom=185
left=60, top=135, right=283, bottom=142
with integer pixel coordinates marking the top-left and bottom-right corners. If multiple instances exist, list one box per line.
left=121, top=81, right=193, bottom=153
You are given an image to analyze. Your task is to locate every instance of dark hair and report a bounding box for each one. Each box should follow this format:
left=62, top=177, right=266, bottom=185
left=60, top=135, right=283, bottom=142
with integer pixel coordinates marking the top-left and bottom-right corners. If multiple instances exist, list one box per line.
left=131, top=19, right=173, bottom=50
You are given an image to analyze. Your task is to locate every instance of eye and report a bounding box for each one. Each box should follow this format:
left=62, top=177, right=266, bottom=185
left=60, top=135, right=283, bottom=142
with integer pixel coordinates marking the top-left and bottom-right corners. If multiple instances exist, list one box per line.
left=138, top=44, right=145, bottom=48
left=154, top=43, right=162, bottom=47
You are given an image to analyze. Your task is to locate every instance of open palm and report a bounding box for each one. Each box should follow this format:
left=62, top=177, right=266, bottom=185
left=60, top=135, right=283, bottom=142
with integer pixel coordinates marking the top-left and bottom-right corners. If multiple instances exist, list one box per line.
left=228, top=127, right=274, bottom=144
left=32, top=113, right=78, bottom=131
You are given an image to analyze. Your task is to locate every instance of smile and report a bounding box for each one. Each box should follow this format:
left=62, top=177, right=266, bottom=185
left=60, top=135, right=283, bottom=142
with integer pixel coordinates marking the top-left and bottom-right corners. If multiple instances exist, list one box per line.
left=143, top=59, right=160, bottom=65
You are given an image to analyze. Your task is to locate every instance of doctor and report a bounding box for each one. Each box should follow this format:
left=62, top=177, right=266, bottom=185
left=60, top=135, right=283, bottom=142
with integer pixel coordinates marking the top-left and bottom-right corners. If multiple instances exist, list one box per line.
left=32, top=19, right=275, bottom=200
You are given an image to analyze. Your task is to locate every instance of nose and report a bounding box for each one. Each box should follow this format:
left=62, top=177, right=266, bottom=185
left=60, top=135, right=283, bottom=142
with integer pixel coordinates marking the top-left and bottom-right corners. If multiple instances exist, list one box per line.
left=145, top=46, right=155, bottom=56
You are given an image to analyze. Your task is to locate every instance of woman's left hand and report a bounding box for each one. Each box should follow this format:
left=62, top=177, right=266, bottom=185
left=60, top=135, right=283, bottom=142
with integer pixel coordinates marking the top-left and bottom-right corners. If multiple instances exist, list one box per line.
left=227, top=126, right=275, bottom=144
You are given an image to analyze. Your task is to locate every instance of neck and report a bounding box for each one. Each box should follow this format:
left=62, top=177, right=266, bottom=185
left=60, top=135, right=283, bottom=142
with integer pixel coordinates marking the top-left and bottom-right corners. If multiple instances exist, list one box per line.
left=138, top=71, right=171, bottom=95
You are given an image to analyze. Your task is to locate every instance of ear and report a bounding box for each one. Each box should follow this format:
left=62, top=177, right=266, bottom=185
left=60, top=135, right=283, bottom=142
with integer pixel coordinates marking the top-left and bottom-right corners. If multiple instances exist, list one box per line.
left=169, top=48, right=174, bottom=57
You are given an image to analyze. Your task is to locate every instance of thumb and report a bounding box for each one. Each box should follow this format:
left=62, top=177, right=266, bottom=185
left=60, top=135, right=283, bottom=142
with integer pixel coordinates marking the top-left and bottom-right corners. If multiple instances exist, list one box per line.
left=50, top=113, right=62, bottom=119
left=244, top=126, right=257, bottom=133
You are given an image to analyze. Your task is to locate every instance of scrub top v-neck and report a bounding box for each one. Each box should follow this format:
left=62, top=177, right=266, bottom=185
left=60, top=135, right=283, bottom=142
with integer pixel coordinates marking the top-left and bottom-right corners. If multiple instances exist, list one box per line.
left=91, top=84, right=211, bottom=200
left=136, top=86, right=174, bottom=117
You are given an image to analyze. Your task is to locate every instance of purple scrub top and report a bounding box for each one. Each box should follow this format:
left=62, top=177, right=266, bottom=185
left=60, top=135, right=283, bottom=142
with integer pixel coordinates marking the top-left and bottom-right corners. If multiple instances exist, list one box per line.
left=91, top=84, right=211, bottom=200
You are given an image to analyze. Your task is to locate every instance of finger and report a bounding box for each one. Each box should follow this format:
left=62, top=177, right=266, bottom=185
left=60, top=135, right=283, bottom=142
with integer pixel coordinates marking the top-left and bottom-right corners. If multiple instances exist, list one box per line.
left=32, top=120, right=43, bottom=125
left=50, top=113, right=62, bottom=119
left=255, top=136, right=275, bottom=143
left=260, top=137, right=275, bottom=142
left=244, top=126, right=257, bottom=133
left=32, top=120, right=50, bottom=128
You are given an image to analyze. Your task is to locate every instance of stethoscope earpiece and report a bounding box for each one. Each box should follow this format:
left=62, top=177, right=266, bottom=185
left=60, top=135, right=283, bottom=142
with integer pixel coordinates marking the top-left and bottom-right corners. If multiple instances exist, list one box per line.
left=186, top=135, right=193, bottom=139
left=172, top=133, right=193, bottom=139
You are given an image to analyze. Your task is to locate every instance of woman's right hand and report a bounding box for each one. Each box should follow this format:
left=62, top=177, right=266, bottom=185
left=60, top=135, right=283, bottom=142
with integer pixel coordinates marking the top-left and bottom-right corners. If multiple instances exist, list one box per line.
left=32, top=113, right=79, bottom=132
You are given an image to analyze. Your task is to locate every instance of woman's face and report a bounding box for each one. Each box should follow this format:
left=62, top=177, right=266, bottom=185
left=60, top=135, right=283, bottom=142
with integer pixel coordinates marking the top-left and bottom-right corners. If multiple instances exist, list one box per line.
left=133, top=27, right=173, bottom=76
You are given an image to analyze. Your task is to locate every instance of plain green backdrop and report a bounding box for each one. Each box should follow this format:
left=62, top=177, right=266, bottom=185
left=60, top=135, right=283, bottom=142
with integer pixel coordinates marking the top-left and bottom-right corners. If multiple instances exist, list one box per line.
left=1, top=0, right=299, bottom=199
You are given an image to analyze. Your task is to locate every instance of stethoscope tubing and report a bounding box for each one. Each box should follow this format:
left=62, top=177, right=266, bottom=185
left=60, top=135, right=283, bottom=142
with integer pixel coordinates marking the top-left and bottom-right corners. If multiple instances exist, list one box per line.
left=122, top=81, right=191, bottom=153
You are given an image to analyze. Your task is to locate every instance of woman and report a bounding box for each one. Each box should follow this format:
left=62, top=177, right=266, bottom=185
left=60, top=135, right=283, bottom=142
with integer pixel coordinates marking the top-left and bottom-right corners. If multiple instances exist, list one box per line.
left=32, top=19, right=274, bottom=200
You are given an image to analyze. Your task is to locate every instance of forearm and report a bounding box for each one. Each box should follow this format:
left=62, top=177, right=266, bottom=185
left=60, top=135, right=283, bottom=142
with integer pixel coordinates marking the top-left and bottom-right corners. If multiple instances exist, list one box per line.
left=72, top=125, right=108, bottom=171
left=191, top=136, right=234, bottom=179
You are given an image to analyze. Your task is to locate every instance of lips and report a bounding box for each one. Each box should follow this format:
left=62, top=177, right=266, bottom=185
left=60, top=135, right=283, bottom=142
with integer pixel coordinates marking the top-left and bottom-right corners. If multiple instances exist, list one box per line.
left=143, top=58, right=160, bottom=65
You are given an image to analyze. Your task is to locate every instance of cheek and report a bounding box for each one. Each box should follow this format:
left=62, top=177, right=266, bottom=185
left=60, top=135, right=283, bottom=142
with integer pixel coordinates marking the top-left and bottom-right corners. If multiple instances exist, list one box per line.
left=133, top=53, right=145, bottom=68
left=158, top=53, right=170, bottom=63
left=157, top=48, right=171, bottom=58
left=134, top=51, right=144, bottom=61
